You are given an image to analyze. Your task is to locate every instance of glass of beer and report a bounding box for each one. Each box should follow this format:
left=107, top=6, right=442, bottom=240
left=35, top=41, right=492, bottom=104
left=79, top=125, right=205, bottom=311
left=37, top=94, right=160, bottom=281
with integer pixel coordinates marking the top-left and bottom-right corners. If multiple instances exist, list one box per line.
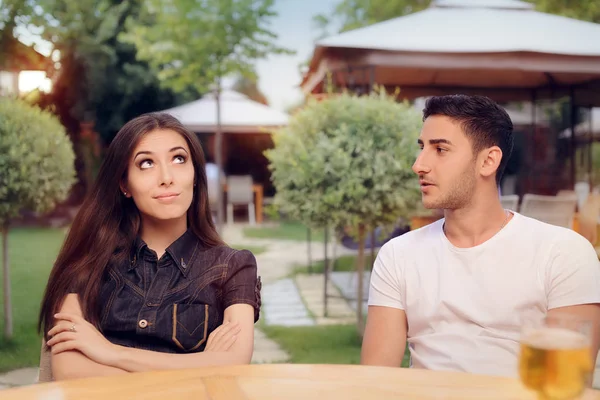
left=519, top=311, right=594, bottom=400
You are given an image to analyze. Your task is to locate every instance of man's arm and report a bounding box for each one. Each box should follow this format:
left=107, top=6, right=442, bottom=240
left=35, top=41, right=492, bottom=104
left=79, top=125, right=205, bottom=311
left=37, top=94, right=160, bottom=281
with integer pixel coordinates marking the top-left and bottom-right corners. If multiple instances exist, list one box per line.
left=547, top=304, right=600, bottom=365
left=51, top=294, right=128, bottom=380
left=361, top=306, right=408, bottom=367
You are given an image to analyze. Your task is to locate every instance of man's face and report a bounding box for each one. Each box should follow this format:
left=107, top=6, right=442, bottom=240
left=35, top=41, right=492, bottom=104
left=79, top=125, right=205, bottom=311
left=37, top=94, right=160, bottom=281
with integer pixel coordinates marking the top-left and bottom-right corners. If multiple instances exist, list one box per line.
left=412, top=115, right=478, bottom=210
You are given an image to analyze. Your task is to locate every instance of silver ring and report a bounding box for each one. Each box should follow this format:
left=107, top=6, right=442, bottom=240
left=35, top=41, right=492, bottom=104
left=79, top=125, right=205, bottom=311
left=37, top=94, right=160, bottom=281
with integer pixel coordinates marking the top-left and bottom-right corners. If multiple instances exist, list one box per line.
left=70, top=324, right=76, bottom=333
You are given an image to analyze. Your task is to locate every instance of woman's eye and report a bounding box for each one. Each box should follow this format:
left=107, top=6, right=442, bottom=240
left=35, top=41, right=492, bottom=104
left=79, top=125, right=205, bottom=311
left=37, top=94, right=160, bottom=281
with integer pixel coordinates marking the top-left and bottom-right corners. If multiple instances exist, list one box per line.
left=174, top=155, right=186, bottom=164
left=140, top=160, right=153, bottom=169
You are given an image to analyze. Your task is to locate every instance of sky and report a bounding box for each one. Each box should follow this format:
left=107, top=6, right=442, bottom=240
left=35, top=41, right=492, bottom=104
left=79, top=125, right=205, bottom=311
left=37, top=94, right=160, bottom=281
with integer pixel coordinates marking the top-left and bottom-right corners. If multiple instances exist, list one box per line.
left=15, top=0, right=342, bottom=110
left=252, top=0, right=341, bottom=111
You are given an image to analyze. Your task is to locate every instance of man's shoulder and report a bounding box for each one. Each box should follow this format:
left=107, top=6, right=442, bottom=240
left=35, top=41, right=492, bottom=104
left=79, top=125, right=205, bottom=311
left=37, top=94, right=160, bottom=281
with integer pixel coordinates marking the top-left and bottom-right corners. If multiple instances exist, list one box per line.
left=381, top=219, right=443, bottom=253
left=514, top=212, right=589, bottom=244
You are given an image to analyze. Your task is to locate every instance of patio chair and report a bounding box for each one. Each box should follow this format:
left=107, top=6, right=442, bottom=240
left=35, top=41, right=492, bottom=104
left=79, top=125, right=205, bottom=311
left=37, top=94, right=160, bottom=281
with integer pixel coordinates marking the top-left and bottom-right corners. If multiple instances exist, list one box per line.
left=577, top=193, right=600, bottom=246
left=499, top=195, right=519, bottom=211
left=226, top=175, right=256, bottom=225
left=520, top=194, right=577, bottom=228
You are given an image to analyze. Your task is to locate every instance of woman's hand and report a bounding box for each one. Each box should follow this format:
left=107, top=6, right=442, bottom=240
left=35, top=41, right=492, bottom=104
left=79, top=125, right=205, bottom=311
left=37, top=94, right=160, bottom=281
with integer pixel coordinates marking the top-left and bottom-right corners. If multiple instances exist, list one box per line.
left=47, top=313, right=119, bottom=367
left=204, top=321, right=241, bottom=352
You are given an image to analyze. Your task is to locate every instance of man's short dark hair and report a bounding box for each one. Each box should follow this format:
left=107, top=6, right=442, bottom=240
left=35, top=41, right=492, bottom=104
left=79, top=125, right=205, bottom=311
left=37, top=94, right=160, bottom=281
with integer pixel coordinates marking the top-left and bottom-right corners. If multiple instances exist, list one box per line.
left=422, top=94, right=514, bottom=185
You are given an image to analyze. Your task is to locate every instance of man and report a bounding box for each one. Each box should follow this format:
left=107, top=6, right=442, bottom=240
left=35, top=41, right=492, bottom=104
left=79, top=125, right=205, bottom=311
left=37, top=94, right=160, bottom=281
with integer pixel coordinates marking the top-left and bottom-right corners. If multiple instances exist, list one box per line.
left=361, top=94, right=600, bottom=377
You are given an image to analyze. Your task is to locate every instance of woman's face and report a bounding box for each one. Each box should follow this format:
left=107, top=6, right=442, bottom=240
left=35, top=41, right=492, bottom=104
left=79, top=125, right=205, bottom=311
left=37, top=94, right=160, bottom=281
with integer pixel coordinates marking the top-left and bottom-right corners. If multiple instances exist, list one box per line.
left=122, top=128, right=195, bottom=224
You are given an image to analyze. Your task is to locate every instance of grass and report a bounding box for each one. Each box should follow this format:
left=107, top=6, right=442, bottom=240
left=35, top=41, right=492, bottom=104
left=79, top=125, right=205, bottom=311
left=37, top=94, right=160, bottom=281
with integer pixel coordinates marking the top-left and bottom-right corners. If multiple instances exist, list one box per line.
left=0, top=228, right=65, bottom=372
left=291, top=253, right=378, bottom=276
left=261, top=324, right=410, bottom=367
left=243, top=221, right=325, bottom=242
left=229, top=244, right=267, bottom=255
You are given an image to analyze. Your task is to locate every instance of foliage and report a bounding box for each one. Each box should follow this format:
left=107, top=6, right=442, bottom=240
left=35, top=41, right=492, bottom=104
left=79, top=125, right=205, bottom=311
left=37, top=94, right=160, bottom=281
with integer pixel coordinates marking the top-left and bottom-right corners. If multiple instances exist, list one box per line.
left=232, top=75, right=269, bottom=105
left=0, top=97, right=76, bottom=224
left=30, top=0, right=188, bottom=144
left=266, top=90, right=422, bottom=232
left=121, top=0, right=293, bottom=94
left=312, top=0, right=430, bottom=38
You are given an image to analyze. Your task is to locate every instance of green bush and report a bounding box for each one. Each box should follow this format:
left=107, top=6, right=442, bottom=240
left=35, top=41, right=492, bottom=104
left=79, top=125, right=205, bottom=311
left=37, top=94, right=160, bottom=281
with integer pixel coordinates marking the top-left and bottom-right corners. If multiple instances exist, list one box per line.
left=266, top=90, right=422, bottom=231
left=0, top=97, right=76, bottom=339
left=266, top=90, right=422, bottom=333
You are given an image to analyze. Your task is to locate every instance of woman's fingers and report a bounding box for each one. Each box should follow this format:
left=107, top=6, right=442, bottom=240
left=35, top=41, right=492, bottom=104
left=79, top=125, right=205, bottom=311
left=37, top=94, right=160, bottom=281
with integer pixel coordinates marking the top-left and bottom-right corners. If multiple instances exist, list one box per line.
left=47, top=331, right=77, bottom=347
left=48, top=321, right=76, bottom=337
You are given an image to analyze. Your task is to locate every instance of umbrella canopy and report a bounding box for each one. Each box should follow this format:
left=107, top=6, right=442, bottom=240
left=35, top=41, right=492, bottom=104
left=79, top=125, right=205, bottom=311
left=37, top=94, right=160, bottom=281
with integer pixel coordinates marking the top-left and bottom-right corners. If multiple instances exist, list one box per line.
left=162, top=89, right=289, bottom=133
left=301, top=0, right=600, bottom=106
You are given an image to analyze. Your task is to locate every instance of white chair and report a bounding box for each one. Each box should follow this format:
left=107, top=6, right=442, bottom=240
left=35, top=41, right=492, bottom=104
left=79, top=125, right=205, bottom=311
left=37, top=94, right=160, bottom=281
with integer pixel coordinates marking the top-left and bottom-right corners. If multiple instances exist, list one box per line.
left=520, top=194, right=578, bottom=228
left=226, top=175, right=256, bottom=225
left=500, top=195, right=519, bottom=211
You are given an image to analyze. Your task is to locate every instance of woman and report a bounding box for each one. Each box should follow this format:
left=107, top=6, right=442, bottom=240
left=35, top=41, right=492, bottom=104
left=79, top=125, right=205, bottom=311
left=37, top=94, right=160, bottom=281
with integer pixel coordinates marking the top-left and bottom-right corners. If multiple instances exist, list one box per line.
left=38, top=113, right=261, bottom=380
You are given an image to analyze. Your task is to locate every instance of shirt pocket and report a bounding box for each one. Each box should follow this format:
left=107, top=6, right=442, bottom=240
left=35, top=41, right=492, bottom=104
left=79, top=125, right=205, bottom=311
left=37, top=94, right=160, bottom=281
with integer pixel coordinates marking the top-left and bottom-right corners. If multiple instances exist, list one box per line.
left=171, top=303, right=209, bottom=352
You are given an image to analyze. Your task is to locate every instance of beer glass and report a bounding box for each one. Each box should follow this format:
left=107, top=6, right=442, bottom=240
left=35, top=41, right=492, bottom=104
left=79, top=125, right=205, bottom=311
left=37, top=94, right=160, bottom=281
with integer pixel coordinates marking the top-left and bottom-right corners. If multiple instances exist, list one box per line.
left=519, top=311, right=594, bottom=400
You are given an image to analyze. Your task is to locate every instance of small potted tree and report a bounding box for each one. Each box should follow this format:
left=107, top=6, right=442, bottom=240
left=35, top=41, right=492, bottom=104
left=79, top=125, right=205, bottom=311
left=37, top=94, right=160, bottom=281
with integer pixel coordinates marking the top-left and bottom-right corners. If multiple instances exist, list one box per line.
left=0, top=98, right=76, bottom=339
left=266, top=90, right=422, bottom=334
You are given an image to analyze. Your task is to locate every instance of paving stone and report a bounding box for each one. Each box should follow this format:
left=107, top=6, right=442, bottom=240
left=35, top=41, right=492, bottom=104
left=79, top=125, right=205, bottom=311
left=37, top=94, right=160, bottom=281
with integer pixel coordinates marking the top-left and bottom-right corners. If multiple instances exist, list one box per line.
left=0, top=368, right=38, bottom=386
left=269, top=318, right=315, bottom=327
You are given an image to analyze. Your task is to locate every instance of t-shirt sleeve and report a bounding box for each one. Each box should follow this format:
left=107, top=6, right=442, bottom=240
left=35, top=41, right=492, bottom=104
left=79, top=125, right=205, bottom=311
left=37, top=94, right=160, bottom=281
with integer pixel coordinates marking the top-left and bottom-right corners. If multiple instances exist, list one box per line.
left=368, top=241, right=405, bottom=310
left=547, top=232, right=600, bottom=310
left=223, top=249, right=262, bottom=322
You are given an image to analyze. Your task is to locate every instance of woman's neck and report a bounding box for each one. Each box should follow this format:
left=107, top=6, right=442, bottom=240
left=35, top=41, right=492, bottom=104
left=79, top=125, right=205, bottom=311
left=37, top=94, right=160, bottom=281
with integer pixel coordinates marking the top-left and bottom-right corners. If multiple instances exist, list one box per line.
left=139, top=216, right=187, bottom=259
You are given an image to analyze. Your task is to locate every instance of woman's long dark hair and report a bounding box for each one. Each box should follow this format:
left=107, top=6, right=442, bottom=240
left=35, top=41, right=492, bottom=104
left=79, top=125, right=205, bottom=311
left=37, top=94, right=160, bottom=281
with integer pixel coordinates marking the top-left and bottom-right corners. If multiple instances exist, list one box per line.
left=39, top=113, right=223, bottom=337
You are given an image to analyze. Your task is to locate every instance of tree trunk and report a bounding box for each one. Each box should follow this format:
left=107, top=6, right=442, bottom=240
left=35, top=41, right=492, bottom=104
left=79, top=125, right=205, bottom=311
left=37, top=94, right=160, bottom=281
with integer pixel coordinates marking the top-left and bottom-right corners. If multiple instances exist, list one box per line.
left=2, top=224, right=13, bottom=339
left=356, top=224, right=366, bottom=336
left=215, top=79, right=225, bottom=235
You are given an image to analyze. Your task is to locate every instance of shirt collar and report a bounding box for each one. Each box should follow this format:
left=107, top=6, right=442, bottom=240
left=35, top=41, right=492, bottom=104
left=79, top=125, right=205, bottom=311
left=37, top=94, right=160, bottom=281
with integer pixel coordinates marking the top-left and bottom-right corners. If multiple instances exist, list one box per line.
left=129, top=229, right=200, bottom=277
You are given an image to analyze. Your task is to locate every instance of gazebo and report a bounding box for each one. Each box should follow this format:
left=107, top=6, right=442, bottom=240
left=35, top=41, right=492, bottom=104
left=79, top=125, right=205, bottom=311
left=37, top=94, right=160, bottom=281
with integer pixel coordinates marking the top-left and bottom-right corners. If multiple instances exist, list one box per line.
left=301, top=0, right=600, bottom=192
left=162, top=89, right=289, bottom=198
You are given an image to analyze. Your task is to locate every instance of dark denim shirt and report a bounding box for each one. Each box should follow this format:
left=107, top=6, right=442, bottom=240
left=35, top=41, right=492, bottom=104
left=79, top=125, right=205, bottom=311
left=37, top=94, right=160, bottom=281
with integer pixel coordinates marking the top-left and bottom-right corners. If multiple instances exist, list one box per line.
left=98, top=229, right=261, bottom=353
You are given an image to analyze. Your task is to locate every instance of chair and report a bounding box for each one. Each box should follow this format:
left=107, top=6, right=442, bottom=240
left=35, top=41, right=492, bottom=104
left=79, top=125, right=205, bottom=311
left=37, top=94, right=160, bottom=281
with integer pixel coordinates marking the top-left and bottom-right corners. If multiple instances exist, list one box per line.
left=499, top=195, right=519, bottom=211
left=38, top=340, right=53, bottom=382
left=577, top=193, right=600, bottom=246
left=226, top=175, right=256, bottom=225
left=520, top=194, right=578, bottom=228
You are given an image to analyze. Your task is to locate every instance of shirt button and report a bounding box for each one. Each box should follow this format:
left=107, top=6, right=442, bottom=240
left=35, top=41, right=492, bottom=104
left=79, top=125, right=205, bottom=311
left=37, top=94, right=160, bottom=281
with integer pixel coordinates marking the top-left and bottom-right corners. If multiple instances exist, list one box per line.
left=138, top=319, right=148, bottom=329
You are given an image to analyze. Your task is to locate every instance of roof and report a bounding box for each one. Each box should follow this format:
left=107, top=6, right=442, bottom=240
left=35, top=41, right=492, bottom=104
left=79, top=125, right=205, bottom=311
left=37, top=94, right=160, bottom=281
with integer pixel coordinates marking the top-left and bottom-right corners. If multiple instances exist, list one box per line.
left=162, top=90, right=288, bottom=133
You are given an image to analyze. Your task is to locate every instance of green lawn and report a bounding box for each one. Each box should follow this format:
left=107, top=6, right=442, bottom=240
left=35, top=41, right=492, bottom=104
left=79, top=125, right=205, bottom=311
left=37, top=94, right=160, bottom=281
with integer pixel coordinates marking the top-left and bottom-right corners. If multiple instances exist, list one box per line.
left=229, top=244, right=267, bottom=256
left=0, top=228, right=65, bottom=372
left=261, top=324, right=410, bottom=367
left=291, top=253, right=378, bottom=276
left=243, top=221, right=325, bottom=242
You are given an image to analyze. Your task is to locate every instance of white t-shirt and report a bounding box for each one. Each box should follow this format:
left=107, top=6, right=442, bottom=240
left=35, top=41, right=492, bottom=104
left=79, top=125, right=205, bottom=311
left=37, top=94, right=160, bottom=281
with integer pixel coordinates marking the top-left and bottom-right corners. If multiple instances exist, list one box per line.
left=368, top=212, right=600, bottom=377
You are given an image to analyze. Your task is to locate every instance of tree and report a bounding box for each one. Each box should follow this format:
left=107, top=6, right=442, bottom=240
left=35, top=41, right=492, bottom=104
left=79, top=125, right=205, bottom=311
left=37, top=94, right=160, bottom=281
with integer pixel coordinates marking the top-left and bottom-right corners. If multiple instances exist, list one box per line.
left=0, top=97, right=76, bottom=339
left=313, top=0, right=430, bottom=38
left=526, top=0, right=600, bottom=23
left=122, top=0, right=293, bottom=232
left=265, top=90, right=422, bottom=334
left=232, top=75, right=269, bottom=105
left=21, top=0, right=190, bottom=198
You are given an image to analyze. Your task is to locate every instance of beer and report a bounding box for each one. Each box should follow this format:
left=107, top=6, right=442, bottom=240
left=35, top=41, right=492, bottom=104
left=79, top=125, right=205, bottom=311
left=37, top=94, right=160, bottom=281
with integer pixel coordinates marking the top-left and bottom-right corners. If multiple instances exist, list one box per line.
left=519, top=327, right=593, bottom=400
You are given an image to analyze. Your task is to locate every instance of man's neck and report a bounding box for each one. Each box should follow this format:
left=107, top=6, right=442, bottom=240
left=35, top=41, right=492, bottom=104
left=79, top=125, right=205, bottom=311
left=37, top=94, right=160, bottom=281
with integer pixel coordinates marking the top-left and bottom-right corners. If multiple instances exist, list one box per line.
left=140, top=216, right=188, bottom=259
left=442, top=191, right=512, bottom=248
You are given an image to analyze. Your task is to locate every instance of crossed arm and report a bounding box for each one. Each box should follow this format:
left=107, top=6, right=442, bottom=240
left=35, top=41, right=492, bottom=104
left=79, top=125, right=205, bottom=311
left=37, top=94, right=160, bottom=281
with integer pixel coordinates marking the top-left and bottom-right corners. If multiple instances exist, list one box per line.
left=49, top=294, right=254, bottom=380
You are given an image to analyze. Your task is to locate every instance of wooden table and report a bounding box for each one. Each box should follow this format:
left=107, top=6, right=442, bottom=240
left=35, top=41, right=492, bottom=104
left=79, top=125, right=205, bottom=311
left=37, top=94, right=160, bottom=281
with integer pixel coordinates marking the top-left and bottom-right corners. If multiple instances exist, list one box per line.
left=1, top=364, right=599, bottom=400
left=223, top=183, right=264, bottom=224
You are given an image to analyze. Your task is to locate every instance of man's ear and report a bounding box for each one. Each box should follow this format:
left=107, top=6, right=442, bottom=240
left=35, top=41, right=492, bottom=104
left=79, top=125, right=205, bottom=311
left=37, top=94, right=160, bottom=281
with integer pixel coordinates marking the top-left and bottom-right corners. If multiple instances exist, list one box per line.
left=479, top=146, right=502, bottom=179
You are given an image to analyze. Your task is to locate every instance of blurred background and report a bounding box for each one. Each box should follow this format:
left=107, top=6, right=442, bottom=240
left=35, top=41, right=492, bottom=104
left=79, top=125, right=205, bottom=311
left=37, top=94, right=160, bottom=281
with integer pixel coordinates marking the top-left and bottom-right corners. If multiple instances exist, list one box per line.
left=2, top=0, right=600, bottom=390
